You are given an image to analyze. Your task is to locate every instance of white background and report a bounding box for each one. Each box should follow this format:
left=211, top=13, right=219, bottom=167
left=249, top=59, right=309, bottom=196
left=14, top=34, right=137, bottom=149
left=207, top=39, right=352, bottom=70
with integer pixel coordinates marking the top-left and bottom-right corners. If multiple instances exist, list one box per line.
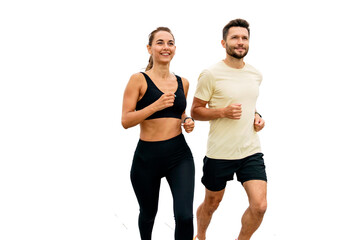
left=1, top=0, right=360, bottom=239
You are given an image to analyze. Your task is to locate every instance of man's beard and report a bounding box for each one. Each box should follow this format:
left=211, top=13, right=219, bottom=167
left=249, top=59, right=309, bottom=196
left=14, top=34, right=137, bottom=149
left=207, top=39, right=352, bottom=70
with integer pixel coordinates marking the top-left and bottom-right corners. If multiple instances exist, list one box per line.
left=226, top=44, right=248, bottom=59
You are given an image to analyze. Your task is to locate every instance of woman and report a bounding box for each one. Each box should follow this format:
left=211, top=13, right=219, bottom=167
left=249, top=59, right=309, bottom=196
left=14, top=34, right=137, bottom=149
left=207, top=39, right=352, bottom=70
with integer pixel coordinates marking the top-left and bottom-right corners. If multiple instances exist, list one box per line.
left=121, top=27, right=195, bottom=240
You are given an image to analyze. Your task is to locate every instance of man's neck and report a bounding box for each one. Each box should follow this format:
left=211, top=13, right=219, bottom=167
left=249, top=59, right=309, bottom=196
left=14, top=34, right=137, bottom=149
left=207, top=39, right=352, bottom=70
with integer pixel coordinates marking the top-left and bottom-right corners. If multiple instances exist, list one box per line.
left=223, top=56, right=245, bottom=69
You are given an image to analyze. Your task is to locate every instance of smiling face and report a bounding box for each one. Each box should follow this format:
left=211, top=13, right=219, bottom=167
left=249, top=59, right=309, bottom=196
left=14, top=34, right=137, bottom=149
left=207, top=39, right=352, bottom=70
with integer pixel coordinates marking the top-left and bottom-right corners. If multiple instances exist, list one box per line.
left=222, top=26, right=249, bottom=59
left=147, top=31, right=176, bottom=65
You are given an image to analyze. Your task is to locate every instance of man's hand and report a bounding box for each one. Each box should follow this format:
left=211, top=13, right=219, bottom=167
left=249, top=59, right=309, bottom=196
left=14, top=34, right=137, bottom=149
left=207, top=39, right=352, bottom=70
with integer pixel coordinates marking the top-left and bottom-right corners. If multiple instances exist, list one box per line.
left=223, top=103, right=242, bottom=119
left=254, top=113, right=265, bottom=132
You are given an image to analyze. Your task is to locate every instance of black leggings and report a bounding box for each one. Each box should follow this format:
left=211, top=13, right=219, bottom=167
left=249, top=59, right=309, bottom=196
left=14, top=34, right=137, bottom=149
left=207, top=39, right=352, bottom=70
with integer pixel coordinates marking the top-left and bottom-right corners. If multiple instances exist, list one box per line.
left=130, top=133, right=195, bottom=240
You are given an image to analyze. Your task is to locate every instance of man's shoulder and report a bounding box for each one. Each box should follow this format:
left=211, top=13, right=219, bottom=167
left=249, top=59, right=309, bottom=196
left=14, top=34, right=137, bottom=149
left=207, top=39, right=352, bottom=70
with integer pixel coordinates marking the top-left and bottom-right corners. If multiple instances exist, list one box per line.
left=199, top=61, right=220, bottom=78
left=244, top=63, right=262, bottom=75
left=206, top=61, right=225, bottom=72
left=200, top=61, right=226, bottom=78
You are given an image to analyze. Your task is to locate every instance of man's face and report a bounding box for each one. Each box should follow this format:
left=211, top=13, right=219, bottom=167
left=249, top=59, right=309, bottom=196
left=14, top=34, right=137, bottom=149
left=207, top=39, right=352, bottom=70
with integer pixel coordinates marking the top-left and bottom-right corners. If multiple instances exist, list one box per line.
left=222, top=27, right=249, bottom=59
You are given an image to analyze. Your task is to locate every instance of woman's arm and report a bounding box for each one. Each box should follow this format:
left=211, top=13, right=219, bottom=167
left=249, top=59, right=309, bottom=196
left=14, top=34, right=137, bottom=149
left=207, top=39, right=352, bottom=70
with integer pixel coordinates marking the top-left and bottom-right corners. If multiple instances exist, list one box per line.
left=121, top=73, right=175, bottom=129
left=180, top=77, right=194, bottom=133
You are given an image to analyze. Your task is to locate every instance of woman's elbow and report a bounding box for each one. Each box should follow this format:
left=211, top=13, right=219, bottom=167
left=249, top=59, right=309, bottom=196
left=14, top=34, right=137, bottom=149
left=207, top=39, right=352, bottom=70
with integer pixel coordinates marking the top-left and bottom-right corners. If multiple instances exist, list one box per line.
left=121, top=123, right=128, bottom=129
left=121, top=118, right=130, bottom=129
left=122, top=118, right=139, bottom=129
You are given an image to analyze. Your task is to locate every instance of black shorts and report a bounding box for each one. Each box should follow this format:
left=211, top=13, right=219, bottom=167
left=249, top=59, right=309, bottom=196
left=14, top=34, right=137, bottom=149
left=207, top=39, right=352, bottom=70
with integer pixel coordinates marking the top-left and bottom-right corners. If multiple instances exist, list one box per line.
left=201, top=153, right=267, bottom=191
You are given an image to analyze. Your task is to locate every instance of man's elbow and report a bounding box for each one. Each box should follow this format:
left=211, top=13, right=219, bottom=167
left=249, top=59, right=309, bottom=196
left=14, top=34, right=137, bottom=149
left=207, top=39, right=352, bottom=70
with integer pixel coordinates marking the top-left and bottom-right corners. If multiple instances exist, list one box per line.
left=191, top=107, right=201, bottom=120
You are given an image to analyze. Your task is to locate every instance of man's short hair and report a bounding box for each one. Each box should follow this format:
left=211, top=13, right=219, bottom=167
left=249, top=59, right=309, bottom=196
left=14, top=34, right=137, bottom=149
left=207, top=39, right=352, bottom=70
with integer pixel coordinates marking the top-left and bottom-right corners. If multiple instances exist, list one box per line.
left=223, top=18, right=250, bottom=40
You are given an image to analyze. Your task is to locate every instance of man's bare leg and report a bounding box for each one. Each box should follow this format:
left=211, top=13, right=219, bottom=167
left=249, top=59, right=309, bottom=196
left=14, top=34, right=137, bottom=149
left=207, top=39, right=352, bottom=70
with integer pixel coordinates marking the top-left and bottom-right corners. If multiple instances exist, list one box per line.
left=237, top=180, right=267, bottom=240
left=195, top=188, right=225, bottom=240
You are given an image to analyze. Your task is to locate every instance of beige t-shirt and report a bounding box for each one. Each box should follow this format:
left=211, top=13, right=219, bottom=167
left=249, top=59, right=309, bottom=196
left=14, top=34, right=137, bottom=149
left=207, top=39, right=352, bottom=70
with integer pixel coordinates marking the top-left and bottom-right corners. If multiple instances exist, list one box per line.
left=194, top=61, right=262, bottom=160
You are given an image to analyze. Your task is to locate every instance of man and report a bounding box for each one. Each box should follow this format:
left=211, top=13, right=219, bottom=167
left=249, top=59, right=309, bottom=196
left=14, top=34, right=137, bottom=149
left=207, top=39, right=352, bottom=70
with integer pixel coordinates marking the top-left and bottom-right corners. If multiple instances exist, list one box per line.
left=191, top=18, right=267, bottom=240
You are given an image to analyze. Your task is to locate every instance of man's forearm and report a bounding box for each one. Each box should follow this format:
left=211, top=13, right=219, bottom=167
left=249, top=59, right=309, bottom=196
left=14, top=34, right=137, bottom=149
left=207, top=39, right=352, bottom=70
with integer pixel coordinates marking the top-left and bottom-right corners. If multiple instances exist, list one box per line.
left=191, top=106, right=224, bottom=121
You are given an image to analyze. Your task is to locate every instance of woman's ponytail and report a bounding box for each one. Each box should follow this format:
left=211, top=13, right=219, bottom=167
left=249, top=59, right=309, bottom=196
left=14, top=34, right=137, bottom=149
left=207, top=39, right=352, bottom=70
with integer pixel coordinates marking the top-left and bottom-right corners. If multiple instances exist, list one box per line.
left=146, top=55, right=153, bottom=71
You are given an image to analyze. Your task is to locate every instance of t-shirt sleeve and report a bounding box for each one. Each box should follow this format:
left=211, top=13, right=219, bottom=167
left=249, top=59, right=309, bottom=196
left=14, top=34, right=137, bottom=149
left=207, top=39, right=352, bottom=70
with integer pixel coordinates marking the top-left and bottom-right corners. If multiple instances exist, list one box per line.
left=194, top=70, right=215, bottom=102
left=258, top=71, right=263, bottom=86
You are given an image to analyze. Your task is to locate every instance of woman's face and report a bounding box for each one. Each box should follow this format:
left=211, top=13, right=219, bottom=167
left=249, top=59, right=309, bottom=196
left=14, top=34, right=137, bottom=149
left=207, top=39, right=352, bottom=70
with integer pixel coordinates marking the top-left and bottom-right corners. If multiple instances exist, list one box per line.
left=148, top=31, right=176, bottom=64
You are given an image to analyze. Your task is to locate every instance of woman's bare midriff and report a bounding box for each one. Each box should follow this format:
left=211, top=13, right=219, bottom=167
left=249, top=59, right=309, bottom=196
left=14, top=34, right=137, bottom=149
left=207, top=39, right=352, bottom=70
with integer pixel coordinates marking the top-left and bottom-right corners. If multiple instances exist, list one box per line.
left=139, top=118, right=182, bottom=141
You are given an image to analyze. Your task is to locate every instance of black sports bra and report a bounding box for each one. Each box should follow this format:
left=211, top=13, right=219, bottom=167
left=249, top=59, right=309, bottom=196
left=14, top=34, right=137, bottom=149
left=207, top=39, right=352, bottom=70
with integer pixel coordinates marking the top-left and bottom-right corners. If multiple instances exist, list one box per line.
left=135, top=72, right=186, bottom=120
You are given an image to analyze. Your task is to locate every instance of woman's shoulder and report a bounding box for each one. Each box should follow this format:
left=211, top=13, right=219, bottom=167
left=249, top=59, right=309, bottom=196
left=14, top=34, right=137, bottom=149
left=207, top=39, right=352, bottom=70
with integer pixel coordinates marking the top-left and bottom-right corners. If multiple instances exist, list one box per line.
left=130, top=72, right=145, bottom=79
left=177, top=75, right=189, bottom=90
left=125, top=72, right=147, bottom=92
left=129, top=72, right=146, bottom=83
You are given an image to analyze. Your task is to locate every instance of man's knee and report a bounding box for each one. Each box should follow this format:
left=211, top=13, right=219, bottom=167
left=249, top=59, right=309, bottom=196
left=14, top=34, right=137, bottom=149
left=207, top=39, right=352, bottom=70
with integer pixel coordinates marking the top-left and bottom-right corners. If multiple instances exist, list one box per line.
left=204, top=195, right=223, bottom=214
left=250, top=200, right=267, bottom=216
